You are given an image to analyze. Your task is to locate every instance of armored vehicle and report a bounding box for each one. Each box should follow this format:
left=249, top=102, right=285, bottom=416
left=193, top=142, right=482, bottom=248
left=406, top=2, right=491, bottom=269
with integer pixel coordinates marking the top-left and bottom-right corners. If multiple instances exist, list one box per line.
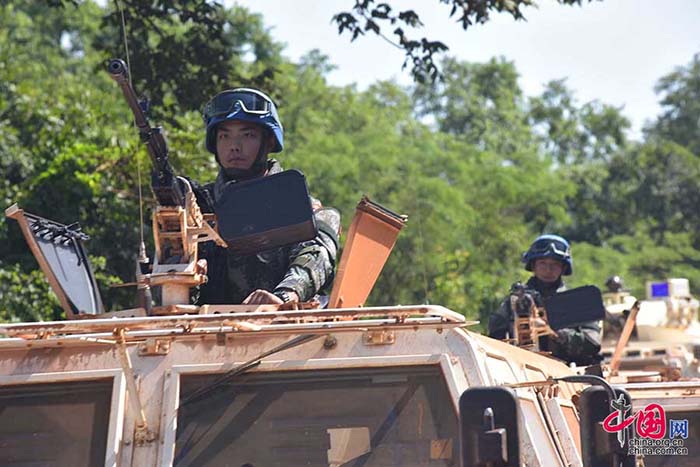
left=0, top=303, right=589, bottom=466
left=602, top=278, right=700, bottom=380
left=2, top=60, right=699, bottom=467
left=6, top=198, right=700, bottom=466
left=2, top=195, right=595, bottom=466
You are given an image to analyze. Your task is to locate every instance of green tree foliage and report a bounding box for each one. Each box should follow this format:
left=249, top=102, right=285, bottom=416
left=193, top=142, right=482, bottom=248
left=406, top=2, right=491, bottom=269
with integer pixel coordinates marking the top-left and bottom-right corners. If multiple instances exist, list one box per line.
left=647, top=53, right=700, bottom=156
left=96, top=1, right=285, bottom=118
left=527, top=79, right=633, bottom=245
left=2, top=0, right=700, bottom=333
left=529, top=79, right=630, bottom=165
left=415, top=57, right=537, bottom=157
left=605, top=141, right=700, bottom=240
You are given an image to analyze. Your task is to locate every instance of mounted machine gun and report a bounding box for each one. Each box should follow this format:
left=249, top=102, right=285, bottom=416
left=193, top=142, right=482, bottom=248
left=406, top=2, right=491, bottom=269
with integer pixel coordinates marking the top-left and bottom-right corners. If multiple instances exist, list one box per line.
left=108, top=59, right=226, bottom=308
left=507, top=281, right=556, bottom=350
left=508, top=283, right=607, bottom=356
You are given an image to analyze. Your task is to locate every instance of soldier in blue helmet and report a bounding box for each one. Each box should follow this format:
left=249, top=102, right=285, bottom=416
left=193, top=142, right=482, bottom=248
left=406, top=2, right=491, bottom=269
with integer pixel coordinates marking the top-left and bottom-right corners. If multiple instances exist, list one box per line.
left=488, top=234, right=602, bottom=365
left=187, top=88, right=339, bottom=305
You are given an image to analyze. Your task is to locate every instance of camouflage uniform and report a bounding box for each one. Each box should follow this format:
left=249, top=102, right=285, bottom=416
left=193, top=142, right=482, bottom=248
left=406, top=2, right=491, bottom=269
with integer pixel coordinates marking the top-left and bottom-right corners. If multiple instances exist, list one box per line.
left=188, top=160, right=338, bottom=304
left=488, top=276, right=602, bottom=366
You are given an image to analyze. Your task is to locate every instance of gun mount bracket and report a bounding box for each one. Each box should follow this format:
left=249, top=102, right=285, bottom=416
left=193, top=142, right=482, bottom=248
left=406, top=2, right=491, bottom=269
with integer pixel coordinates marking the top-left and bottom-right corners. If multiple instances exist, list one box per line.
left=363, top=330, right=395, bottom=345
left=138, top=337, right=171, bottom=356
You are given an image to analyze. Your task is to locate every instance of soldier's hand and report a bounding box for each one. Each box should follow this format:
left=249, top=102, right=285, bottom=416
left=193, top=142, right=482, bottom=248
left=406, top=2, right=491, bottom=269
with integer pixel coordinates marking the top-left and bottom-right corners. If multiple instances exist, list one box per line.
left=243, top=289, right=285, bottom=305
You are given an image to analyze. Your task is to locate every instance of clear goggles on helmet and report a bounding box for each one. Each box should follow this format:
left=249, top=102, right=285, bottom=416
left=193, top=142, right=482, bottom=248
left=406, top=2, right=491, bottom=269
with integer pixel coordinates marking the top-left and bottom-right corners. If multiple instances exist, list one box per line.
left=203, top=88, right=273, bottom=120
left=530, top=238, right=570, bottom=257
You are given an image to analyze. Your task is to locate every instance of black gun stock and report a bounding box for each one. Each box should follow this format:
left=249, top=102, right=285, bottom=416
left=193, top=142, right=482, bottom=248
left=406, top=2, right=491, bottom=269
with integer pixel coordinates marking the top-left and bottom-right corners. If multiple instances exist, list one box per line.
left=108, top=59, right=183, bottom=206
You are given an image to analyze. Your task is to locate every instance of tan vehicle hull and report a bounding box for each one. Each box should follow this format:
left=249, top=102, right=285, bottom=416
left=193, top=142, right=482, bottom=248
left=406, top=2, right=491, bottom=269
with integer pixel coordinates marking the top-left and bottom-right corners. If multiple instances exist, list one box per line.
left=0, top=306, right=585, bottom=466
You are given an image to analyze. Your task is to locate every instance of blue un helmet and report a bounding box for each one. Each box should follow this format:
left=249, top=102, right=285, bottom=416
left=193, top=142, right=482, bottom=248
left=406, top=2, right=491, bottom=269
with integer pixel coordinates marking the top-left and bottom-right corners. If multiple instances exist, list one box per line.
left=203, top=88, right=284, bottom=156
left=521, top=234, right=573, bottom=276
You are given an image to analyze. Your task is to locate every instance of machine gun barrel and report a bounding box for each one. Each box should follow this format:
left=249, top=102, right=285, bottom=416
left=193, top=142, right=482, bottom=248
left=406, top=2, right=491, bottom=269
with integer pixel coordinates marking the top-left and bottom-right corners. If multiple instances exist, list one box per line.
left=108, top=59, right=183, bottom=206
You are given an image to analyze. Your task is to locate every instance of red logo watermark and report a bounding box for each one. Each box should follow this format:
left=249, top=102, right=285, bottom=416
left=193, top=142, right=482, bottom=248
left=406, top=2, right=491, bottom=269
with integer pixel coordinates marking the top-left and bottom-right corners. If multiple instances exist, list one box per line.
left=602, top=395, right=689, bottom=456
left=603, top=400, right=666, bottom=440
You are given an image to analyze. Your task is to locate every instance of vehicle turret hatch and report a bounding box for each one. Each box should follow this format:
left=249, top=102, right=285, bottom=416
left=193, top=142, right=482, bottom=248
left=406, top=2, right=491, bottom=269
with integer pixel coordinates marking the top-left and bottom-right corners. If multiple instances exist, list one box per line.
left=6, top=204, right=104, bottom=318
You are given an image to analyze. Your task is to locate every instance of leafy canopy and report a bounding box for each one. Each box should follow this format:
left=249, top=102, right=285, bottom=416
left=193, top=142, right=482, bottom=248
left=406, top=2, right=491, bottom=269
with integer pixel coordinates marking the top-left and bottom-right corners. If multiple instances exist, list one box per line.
left=2, top=1, right=700, bottom=331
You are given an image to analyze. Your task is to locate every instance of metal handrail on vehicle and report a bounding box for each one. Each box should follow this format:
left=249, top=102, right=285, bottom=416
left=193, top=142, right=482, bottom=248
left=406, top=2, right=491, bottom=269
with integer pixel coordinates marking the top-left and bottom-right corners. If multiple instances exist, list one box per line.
left=0, top=305, right=475, bottom=345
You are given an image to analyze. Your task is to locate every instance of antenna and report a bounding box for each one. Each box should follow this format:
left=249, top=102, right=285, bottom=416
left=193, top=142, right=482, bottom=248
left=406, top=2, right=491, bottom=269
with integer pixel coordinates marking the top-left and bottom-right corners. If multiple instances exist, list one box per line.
left=115, top=0, right=151, bottom=311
